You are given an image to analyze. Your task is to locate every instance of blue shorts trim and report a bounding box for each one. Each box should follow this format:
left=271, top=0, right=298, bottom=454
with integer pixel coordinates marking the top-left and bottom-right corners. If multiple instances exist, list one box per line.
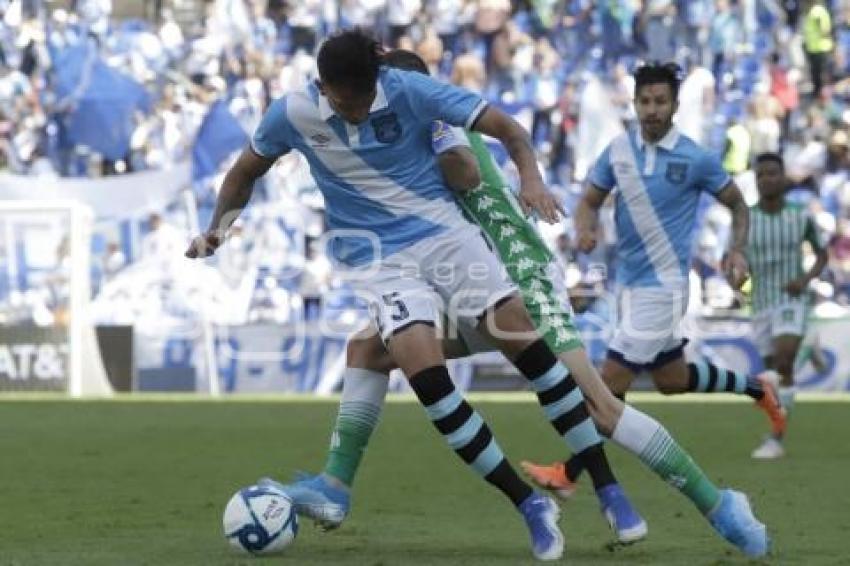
left=606, top=338, right=689, bottom=372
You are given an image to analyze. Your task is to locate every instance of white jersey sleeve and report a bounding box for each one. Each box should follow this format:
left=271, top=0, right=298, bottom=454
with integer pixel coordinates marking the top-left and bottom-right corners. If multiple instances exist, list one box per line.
left=431, top=120, right=470, bottom=155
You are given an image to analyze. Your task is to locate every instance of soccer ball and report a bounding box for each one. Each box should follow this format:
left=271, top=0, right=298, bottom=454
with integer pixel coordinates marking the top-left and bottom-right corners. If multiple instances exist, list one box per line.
left=223, top=484, right=298, bottom=555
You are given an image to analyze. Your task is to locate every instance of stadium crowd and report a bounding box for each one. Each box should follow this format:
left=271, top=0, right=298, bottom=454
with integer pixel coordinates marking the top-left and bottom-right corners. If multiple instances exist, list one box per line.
left=1, top=0, right=850, bottom=332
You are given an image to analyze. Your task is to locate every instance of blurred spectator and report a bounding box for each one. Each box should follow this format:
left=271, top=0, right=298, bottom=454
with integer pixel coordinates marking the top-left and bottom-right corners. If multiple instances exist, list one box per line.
left=387, top=0, right=422, bottom=47
left=451, top=49, right=486, bottom=92
left=549, top=79, right=580, bottom=180
left=140, top=213, right=185, bottom=262
left=159, top=10, right=184, bottom=58
left=530, top=38, right=560, bottom=147
left=288, top=0, right=322, bottom=54
left=339, top=0, right=383, bottom=32
left=746, top=89, right=783, bottom=155
left=78, top=0, right=113, bottom=38
left=642, top=0, right=677, bottom=63
left=676, top=60, right=715, bottom=144
left=723, top=118, right=752, bottom=175
left=416, top=30, right=444, bottom=76
left=709, top=0, right=740, bottom=81
left=489, top=20, right=531, bottom=96
left=678, top=0, right=712, bottom=63
left=802, top=0, right=833, bottom=98
left=102, top=241, right=126, bottom=281
left=829, top=218, right=850, bottom=303
left=609, top=62, right=636, bottom=126
left=475, top=0, right=511, bottom=74
left=768, top=52, right=800, bottom=140
left=427, top=0, right=464, bottom=57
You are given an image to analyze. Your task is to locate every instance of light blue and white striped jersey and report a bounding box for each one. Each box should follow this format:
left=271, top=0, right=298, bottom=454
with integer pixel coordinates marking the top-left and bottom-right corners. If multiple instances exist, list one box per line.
left=588, top=127, right=730, bottom=288
left=251, top=67, right=489, bottom=266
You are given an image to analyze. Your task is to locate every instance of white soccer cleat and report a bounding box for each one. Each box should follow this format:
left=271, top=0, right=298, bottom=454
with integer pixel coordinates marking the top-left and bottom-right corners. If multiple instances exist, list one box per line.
left=751, top=437, right=785, bottom=460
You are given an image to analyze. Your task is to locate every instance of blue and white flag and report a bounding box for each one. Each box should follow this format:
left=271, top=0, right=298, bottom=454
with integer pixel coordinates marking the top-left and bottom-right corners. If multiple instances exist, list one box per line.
left=192, top=100, right=247, bottom=181
left=52, top=42, right=150, bottom=161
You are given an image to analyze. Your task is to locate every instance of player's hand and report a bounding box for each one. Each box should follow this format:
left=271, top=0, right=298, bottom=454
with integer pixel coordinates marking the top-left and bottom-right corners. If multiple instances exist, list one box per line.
left=576, top=230, right=597, bottom=253
left=784, top=277, right=807, bottom=297
left=518, top=179, right=565, bottom=224
left=185, top=231, right=224, bottom=259
left=721, top=249, right=749, bottom=290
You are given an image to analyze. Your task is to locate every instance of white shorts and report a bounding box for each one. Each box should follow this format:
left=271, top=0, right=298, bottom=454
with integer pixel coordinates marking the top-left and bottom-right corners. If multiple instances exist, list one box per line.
left=608, top=285, right=688, bottom=369
left=348, top=224, right=517, bottom=342
left=752, top=301, right=807, bottom=357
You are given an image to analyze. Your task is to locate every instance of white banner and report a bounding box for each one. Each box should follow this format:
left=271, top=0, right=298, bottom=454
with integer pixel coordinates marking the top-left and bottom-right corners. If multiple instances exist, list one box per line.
left=131, top=316, right=850, bottom=393
left=0, top=162, right=189, bottom=219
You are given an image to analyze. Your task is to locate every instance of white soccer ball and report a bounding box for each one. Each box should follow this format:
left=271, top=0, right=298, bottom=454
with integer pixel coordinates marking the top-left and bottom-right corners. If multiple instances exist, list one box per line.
left=223, top=484, right=298, bottom=555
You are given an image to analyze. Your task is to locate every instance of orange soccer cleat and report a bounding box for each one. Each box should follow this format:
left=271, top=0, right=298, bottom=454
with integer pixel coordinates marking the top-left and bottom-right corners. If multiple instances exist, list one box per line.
left=520, top=461, right=578, bottom=500
left=755, top=371, right=787, bottom=438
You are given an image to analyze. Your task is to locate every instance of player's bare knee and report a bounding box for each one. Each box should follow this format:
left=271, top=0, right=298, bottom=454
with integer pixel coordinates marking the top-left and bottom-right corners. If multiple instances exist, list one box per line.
left=345, top=338, right=370, bottom=368
left=347, top=335, right=395, bottom=374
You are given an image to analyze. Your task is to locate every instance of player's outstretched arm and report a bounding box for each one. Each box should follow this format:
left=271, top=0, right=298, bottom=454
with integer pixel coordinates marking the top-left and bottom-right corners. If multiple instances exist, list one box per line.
left=574, top=185, right=607, bottom=253
left=472, top=106, right=563, bottom=223
left=185, top=147, right=275, bottom=258
left=716, top=182, right=750, bottom=289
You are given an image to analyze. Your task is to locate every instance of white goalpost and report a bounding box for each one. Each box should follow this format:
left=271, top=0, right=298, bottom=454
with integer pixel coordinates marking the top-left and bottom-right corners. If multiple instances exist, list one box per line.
left=0, top=200, right=112, bottom=397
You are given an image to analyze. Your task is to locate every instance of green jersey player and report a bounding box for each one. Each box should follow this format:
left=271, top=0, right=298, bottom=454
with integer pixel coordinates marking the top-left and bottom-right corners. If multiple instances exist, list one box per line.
left=747, top=152, right=828, bottom=459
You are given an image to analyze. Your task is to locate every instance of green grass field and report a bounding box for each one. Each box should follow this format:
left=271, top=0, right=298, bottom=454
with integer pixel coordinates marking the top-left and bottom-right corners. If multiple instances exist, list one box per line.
left=0, top=395, right=847, bottom=566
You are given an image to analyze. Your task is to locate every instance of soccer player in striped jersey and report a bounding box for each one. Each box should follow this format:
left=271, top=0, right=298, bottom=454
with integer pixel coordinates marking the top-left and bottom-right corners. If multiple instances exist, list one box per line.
left=273, top=50, right=769, bottom=558
left=747, top=152, right=828, bottom=459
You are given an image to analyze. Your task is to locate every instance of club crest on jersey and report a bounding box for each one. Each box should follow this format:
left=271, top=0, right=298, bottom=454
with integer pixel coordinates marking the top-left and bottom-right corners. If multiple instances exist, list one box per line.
left=665, top=162, right=688, bottom=184
left=310, top=132, right=331, bottom=147
left=372, top=113, right=402, bottom=144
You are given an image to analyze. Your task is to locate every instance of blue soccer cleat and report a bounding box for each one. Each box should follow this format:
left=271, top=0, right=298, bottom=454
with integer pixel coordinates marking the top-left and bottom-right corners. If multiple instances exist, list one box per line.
left=518, top=492, right=565, bottom=561
left=708, top=489, right=770, bottom=557
left=258, top=473, right=350, bottom=531
left=597, top=484, right=648, bottom=544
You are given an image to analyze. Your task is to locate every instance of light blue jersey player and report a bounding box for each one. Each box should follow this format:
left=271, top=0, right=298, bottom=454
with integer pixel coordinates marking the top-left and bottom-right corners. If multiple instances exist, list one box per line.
left=570, top=63, right=782, bottom=416
left=586, top=122, right=730, bottom=362
left=186, top=29, right=631, bottom=561
left=251, top=63, right=483, bottom=268
left=523, top=62, right=771, bottom=558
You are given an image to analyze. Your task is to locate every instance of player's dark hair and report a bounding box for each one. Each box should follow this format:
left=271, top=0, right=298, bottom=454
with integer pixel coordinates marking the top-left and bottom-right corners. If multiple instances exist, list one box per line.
left=383, top=49, right=429, bottom=75
left=634, top=62, right=682, bottom=100
left=317, top=28, right=385, bottom=93
left=755, top=152, right=784, bottom=169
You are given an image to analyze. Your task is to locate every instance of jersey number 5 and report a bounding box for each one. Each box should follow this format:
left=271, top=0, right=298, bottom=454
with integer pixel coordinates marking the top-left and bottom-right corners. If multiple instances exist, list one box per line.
left=383, top=292, right=410, bottom=322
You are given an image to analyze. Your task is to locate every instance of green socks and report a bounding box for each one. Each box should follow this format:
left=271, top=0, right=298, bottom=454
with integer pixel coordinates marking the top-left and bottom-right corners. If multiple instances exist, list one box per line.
left=612, top=406, right=721, bottom=514
left=322, top=368, right=389, bottom=486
